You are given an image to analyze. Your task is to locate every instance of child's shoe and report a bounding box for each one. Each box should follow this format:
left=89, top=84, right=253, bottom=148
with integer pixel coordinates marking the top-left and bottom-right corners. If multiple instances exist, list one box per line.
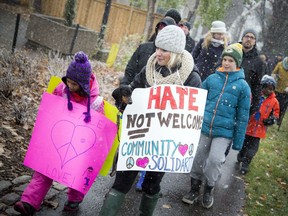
left=14, top=201, right=35, bottom=216
left=240, top=162, right=249, bottom=175
left=63, top=200, right=82, bottom=211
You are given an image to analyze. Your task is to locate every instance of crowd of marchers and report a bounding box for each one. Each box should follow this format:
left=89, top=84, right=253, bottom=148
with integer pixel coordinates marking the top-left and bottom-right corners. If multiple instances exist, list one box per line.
left=13, top=8, right=288, bottom=216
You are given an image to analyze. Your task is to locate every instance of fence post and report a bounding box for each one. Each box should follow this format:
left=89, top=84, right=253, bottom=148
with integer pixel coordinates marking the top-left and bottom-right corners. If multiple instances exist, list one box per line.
left=69, top=24, right=80, bottom=55
left=12, top=13, right=20, bottom=54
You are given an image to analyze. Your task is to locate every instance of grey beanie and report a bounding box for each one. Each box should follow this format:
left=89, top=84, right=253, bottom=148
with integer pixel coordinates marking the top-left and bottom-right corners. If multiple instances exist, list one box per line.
left=242, top=28, right=258, bottom=40
left=155, top=25, right=186, bottom=54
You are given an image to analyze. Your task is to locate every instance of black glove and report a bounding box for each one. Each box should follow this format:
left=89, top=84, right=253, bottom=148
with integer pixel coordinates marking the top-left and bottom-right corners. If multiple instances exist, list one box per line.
left=263, top=116, right=277, bottom=126
left=112, top=86, right=132, bottom=112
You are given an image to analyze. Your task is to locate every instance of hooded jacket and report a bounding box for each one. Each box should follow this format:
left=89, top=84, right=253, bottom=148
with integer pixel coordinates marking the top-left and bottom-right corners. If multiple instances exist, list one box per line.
left=246, top=92, right=280, bottom=138
left=201, top=67, right=251, bottom=150
left=272, top=61, right=288, bottom=93
left=53, top=74, right=104, bottom=114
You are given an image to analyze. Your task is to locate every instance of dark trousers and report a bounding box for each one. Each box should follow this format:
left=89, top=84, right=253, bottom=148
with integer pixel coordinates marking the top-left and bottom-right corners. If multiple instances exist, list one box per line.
left=112, top=171, right=165, bottom=195
left=275, top=91, right=288, bottom=124
left=238, top=135, right=260, bottom=164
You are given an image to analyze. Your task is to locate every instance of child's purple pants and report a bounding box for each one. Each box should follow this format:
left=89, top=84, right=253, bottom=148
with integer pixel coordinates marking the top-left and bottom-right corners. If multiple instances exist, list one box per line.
left=21, top=171, right=84, bottom=210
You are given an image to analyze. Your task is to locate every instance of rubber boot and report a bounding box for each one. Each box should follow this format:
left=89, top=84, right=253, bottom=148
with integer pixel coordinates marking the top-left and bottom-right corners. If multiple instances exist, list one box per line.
left=99, top=189, right=125, bottom=216
left=202, top=183, right=214, bottom=209
left=139, top=193, right=160, bottom=216
left=182, top=178, right=202, bottom=204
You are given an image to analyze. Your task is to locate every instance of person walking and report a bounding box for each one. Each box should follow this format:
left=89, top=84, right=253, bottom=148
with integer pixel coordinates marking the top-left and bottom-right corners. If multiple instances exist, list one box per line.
left=121, top=16, right=176, bottom=86
left=272, top=56, right=288, bottom=127
left=99, top=25, right=201, bottom=216
left=179, top=20, right=195, bottom=53
left=192, top=20, right=228, bottom=81
left=238, top=75, right=280, bottom=174
left=240, top=29, right=265, bottom=116
left=14, top=51, right=104, bottom=215
left=182, top=43, right=251, bottom=208
left=148, top=8, right=182, bottom=42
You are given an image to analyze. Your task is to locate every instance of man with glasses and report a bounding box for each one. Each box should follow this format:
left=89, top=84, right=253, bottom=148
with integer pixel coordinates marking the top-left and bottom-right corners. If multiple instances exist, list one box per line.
left=240, top=29, right=264, bottom=116
left=236, top=29, right=265, bottom=171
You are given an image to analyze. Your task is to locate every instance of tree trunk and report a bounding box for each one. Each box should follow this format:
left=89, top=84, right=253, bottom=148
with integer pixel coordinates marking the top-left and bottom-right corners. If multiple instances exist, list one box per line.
left=262, top=0, right=288, bottom=55
left=228, top=1, right=262, bottom=42
left=187, top=0, right=200, bottom=22
left=143, top=0, right=157, bottom=42
left=97, top=0, right=112, bottom=49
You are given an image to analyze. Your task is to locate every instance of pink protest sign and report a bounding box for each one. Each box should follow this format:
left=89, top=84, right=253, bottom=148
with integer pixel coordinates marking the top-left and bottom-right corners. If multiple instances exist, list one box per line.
left=24, top=92, right=117, bottom=194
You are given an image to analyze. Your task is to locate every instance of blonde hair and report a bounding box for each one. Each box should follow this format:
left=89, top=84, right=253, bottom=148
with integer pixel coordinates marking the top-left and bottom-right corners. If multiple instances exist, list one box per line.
left=202, top=31, right=228, bottom=49
left=151, top=52, right=182, bottom=73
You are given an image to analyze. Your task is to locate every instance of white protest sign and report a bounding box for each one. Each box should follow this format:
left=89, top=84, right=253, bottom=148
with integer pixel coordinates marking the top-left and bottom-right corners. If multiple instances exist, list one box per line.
left=117, top=85, right=207, bottom=173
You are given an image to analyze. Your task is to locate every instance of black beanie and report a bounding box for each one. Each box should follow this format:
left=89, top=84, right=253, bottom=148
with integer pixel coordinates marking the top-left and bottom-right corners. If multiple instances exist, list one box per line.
left=164, top=8, right=181, bottom=24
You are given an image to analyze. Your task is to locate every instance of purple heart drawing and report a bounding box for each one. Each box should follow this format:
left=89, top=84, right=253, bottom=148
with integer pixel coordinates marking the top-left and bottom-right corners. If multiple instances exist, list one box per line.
left=51, top=120, right=96, bottom=168
left=136, top=157, right=149, bottom=168
left=178, top=144, right=188, bottom=156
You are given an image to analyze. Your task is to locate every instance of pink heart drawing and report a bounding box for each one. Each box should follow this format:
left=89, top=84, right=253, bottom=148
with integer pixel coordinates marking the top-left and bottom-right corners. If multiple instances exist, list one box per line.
left=136, top=157, right=149, bottom=168
left=178, top=144, right=188, bottom=156
left=51, top=120, right=96, bottom=168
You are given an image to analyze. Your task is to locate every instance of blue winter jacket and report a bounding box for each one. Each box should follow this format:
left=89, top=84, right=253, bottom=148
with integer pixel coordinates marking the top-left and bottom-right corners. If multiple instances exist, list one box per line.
left=201, top=67, right=251, bottom=150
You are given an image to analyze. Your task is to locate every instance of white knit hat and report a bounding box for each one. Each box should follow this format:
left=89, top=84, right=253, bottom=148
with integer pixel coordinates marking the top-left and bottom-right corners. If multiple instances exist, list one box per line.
left=155, top=25, right=186, bottom=54
left=210, top=20, right=226, bottom=33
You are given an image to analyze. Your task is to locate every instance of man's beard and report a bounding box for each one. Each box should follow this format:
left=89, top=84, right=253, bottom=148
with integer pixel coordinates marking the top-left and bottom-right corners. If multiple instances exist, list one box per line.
left=243, top=42, right=253, bottom=50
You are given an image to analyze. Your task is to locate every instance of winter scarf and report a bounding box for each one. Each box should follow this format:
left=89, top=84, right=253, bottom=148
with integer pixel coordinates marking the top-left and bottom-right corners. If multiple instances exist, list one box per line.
left=145, top=50, right=194, bottom=86
left=211, top=38, right=225, bottom=47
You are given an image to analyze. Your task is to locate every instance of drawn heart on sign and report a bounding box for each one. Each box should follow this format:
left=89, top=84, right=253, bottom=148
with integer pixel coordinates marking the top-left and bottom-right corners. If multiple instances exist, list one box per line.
left=178, top=144, right=188, bottom=156
left=136, top=157, right=149, bottom=168
left=51, top=120, right=96, bottom=168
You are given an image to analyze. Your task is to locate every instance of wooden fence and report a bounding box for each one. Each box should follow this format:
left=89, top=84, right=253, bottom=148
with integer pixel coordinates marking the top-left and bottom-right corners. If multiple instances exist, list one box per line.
left=21, top=0, right=164, bottom=44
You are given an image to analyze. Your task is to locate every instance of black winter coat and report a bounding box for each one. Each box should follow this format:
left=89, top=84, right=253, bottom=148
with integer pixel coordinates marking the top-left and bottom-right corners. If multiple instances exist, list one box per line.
left=121, top=42, right=156, bottom=85
left=192, top=38, right=225, bottom=81
left=241, top=46, right=265, bottom=115
left=185, top=35, right=195, bottom=53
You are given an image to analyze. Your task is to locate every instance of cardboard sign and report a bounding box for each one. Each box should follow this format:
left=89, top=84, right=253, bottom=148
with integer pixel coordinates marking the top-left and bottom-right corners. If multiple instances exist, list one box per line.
left=117, top=85, right=207, bottom=173
left=24, top=92, right=117, bottom=194
left=46, top=76, right=121, bottom=176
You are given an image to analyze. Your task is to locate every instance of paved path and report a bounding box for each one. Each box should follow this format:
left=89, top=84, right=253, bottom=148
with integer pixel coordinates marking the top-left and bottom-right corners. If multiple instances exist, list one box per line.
left=34, top=150, right=245, bottom=216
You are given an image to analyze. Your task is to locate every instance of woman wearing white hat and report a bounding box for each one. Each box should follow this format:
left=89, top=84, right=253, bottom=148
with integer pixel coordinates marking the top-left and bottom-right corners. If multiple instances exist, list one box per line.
left=99, top=25, right=201, bottom=216
left=192, top=20, right=228, bottom=81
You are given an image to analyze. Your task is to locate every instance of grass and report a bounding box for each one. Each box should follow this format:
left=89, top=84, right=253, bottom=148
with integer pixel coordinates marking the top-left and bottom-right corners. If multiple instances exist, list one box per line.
left=244, top=113, right=288, bottom=215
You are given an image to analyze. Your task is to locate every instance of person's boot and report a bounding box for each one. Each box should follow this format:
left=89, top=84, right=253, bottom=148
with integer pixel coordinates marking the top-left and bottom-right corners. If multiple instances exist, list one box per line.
left=240, top=162, right=249, bottom=175
left=14, top=201, right=35, bottom=216
left=237, top=153, right=243, bottom=163
left=202, top=183, right=214, bottom=208
left=139, top=192, right=160, bottom=216
left=99, top=188, right=126, bottom=216
left=63, top=200, right=82, bottom=211
left=182, top=178, right=202, bottom=204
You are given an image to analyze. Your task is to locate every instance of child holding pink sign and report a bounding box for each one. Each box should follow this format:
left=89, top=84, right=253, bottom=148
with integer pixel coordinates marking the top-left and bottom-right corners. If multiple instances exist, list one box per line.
left=14, top=51, right=104, bottom=215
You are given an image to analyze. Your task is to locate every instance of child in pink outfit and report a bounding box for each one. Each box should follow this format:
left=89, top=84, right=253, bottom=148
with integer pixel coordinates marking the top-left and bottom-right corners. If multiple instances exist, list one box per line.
left=14, top=51, right=104, bottom=215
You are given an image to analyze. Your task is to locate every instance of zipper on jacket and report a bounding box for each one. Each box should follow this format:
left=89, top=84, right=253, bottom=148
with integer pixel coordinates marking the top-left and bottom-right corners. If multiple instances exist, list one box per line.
left=209, top=73, right=229, bottom=137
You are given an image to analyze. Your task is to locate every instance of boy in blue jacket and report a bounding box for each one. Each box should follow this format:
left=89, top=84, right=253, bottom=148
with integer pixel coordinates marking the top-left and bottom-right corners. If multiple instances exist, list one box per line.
left=182, top=43, right=251, bottom=208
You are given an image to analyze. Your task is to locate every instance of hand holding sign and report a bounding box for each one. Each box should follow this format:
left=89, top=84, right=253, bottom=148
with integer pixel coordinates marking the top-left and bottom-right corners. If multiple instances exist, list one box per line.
left=117, top=85, right=207, bottom=173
